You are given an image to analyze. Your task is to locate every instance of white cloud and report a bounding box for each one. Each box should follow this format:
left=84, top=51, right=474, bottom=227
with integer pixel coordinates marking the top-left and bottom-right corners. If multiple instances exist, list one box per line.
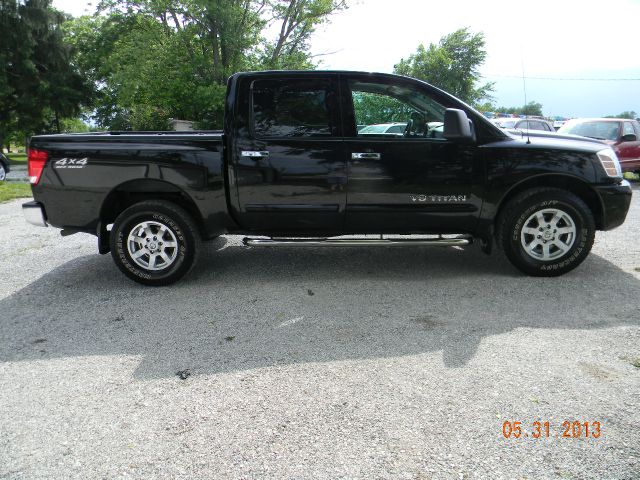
left=311, top=0, right=640, bottom=75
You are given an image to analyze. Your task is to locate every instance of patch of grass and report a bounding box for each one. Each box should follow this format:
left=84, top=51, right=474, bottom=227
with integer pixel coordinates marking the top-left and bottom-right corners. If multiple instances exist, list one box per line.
left=0, top=182, right=32, bottom=203
left=619, top=355, right=640, bottom=368
left=6, top=153, right=28, bottom=166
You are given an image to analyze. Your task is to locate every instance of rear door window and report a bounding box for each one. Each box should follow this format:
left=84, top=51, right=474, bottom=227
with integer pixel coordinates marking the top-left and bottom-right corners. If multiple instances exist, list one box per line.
left=252, top=79, right=338, bottom=138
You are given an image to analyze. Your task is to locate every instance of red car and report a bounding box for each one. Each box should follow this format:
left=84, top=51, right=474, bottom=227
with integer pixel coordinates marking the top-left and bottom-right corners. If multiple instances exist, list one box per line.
left=558, top=118, right=640, bottom=172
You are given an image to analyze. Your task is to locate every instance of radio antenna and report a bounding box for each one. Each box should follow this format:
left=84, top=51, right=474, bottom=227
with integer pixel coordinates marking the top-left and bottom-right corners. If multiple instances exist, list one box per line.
left=521, top=49, right=531, bottom=144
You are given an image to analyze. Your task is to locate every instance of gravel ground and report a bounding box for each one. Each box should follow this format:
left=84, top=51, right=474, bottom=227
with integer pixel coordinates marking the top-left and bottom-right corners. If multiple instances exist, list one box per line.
left=1, top=190, right=639, bottom=479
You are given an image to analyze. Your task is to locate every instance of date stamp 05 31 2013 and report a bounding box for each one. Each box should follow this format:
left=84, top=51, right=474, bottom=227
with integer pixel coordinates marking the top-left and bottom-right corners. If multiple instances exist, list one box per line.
left=502, top=421, right=602, bottom=439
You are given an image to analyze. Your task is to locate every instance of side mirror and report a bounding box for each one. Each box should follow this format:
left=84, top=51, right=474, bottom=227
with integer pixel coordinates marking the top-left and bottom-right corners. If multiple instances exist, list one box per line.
left=621, top=133, right=637, bottom=142
left=443, top=108, right=474, bottom=142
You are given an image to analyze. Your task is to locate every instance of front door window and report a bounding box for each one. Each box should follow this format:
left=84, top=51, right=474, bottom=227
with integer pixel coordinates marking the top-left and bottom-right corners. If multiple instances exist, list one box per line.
left=350, top=80, right=447, bottom=140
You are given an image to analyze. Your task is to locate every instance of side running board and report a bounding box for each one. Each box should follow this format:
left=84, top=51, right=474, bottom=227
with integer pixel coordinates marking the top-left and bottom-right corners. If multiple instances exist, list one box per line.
left=242, top=236, right=472, bottom=247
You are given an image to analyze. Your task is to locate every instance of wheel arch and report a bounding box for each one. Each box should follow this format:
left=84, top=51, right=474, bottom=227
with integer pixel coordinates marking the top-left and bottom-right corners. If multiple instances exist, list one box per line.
left=98, top=179, right=206, bottom=253
left=495, top=174, right=605, bottom=232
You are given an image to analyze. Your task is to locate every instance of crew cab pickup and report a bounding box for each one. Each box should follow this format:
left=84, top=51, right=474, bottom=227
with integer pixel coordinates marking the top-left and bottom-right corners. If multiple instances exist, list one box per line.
left=23, top=71, right=632, bottom=285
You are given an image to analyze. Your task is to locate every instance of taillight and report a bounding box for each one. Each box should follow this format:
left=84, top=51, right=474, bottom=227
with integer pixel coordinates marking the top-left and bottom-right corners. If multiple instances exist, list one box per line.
left=28, top=149, right=49, bottom=185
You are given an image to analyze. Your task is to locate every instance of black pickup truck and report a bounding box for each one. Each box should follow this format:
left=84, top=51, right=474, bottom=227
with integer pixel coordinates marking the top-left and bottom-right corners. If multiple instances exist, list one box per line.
left=23, top=71, right=632, bottom=285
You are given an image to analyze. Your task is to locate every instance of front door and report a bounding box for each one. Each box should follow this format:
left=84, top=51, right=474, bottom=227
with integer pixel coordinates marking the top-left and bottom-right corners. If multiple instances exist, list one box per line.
left=232, top=75, right=347, bottom=233
left=342, top=75, right=483, bottom=233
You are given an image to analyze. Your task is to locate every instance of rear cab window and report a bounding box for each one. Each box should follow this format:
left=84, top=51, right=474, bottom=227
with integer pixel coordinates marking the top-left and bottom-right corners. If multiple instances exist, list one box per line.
left=251, top=79, right=338, bottom=138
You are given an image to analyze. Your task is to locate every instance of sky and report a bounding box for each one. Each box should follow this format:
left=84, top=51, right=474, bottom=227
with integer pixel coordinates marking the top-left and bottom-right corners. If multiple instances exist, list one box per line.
left=52, top=0, right=640, bottom=118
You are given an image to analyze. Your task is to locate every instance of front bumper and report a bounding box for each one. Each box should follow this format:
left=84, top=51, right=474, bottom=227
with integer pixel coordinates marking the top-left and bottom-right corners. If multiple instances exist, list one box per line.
left=595, top=180, right=633, bottom=230
left=22, top=201, right=48, bottom=227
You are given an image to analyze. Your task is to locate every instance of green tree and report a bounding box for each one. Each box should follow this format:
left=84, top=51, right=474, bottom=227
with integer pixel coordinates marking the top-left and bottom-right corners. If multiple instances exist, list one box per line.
left=394, top=28, right=494, bottom=106
left=71, top=0, right=349, bottom=130
left=476, top=101, right=497, bottom=113
left=0, top=0, right=92, bottom=148
left=60, top=117, right=92, bottom=132
left=352, top=92, right=413, bottom=126
left=522, top=101, right=543, bottom=116
left=263, top=0, right=347, bottom=69
left=497, top=101, right=544, bottom=117
left=605, top=111, right=637, bottom=119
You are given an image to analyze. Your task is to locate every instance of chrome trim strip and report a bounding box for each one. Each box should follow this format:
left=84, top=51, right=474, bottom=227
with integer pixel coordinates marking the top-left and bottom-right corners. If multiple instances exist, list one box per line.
left=245, top=204, right=339, bottom=212
left=243, top=237, right=472, bottom=247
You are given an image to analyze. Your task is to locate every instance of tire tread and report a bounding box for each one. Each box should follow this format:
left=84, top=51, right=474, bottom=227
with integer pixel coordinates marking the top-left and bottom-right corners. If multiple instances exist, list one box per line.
left=497, top=187, right=595, bottom=277
left=110, top=199, right=201, bottom=286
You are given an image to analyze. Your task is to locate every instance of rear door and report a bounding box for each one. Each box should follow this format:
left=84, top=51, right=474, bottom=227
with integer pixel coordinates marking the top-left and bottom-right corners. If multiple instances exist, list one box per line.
left=230, top=75, right=347, bottom=233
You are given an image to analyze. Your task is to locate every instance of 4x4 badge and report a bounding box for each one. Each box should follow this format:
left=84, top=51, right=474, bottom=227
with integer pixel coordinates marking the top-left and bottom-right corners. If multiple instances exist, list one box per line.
left=54, top=158, right=88, bottom=169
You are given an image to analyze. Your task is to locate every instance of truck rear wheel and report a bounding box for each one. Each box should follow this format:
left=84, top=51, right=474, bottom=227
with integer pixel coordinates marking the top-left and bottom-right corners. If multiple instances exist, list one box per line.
left=498, top=188, right=595, bottom=276
left=110, top=200, right=200, bottom=286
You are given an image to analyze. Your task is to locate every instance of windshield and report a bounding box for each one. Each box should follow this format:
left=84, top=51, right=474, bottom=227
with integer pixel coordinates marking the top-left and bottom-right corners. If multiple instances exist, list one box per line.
left=558, top=121, right=619, bottom=140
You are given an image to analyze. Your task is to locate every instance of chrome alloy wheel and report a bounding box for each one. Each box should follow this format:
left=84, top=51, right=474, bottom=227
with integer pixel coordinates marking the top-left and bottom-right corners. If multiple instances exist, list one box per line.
left=127, top=221, right=178, bottom=271
left=520, top=208, right=577, bottom=261
left=0, top=164, right=6, bottom=181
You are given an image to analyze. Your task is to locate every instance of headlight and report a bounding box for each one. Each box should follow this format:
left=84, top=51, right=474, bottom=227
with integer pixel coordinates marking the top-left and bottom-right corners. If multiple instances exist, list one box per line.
left=597, top=148, right=622, bottom=178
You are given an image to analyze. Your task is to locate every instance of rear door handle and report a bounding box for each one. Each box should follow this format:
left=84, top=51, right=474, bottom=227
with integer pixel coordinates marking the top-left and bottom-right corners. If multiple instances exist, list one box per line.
left=351, top=152, right=381, bottom=160
left=241, top=151, right=270, bottom=158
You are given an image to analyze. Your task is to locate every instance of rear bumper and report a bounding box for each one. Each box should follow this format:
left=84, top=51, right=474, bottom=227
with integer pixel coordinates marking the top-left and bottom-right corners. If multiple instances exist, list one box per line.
left=22, top=201, right=48, bottom=227
left=595, top=180, right=632, bottom=230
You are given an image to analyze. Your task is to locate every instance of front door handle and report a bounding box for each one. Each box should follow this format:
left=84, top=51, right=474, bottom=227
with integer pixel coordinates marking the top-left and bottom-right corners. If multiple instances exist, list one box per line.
left=352, top=152, right=381, bottom=160
left=241, top=151, right=270, bottom=158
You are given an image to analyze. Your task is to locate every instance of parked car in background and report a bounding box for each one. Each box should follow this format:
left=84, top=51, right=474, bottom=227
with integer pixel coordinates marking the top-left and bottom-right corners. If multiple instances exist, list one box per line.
left=553, top=120, right=567, bottom=130
left=358, top=122, right=407, bottom=136
left=492, top=118, right=556, bottom=132
left=558, top=118, right=640, bottom=172
left=0, top=153, right=10, bottom=181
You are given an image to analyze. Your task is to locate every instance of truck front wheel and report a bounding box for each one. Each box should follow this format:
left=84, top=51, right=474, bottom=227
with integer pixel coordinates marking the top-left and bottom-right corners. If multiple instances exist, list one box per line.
left=498, top=188, right=595, bottom=276
left=110, top=200, right=200, bottom=286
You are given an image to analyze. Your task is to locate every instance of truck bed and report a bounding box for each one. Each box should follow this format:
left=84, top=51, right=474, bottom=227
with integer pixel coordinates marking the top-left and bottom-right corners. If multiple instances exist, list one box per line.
left=28, top=131, right=228, bottom=237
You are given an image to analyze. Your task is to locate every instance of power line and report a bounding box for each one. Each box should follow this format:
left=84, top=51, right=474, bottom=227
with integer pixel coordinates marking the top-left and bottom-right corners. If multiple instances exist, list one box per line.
left=484, top=74, right=640, bottom=81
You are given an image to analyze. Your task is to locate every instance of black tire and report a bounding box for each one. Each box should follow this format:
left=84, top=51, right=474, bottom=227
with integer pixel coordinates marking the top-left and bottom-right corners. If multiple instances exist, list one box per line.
left=497, top=188, right=595, bottom=277
left=110, top=200, right=201, bottom=286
